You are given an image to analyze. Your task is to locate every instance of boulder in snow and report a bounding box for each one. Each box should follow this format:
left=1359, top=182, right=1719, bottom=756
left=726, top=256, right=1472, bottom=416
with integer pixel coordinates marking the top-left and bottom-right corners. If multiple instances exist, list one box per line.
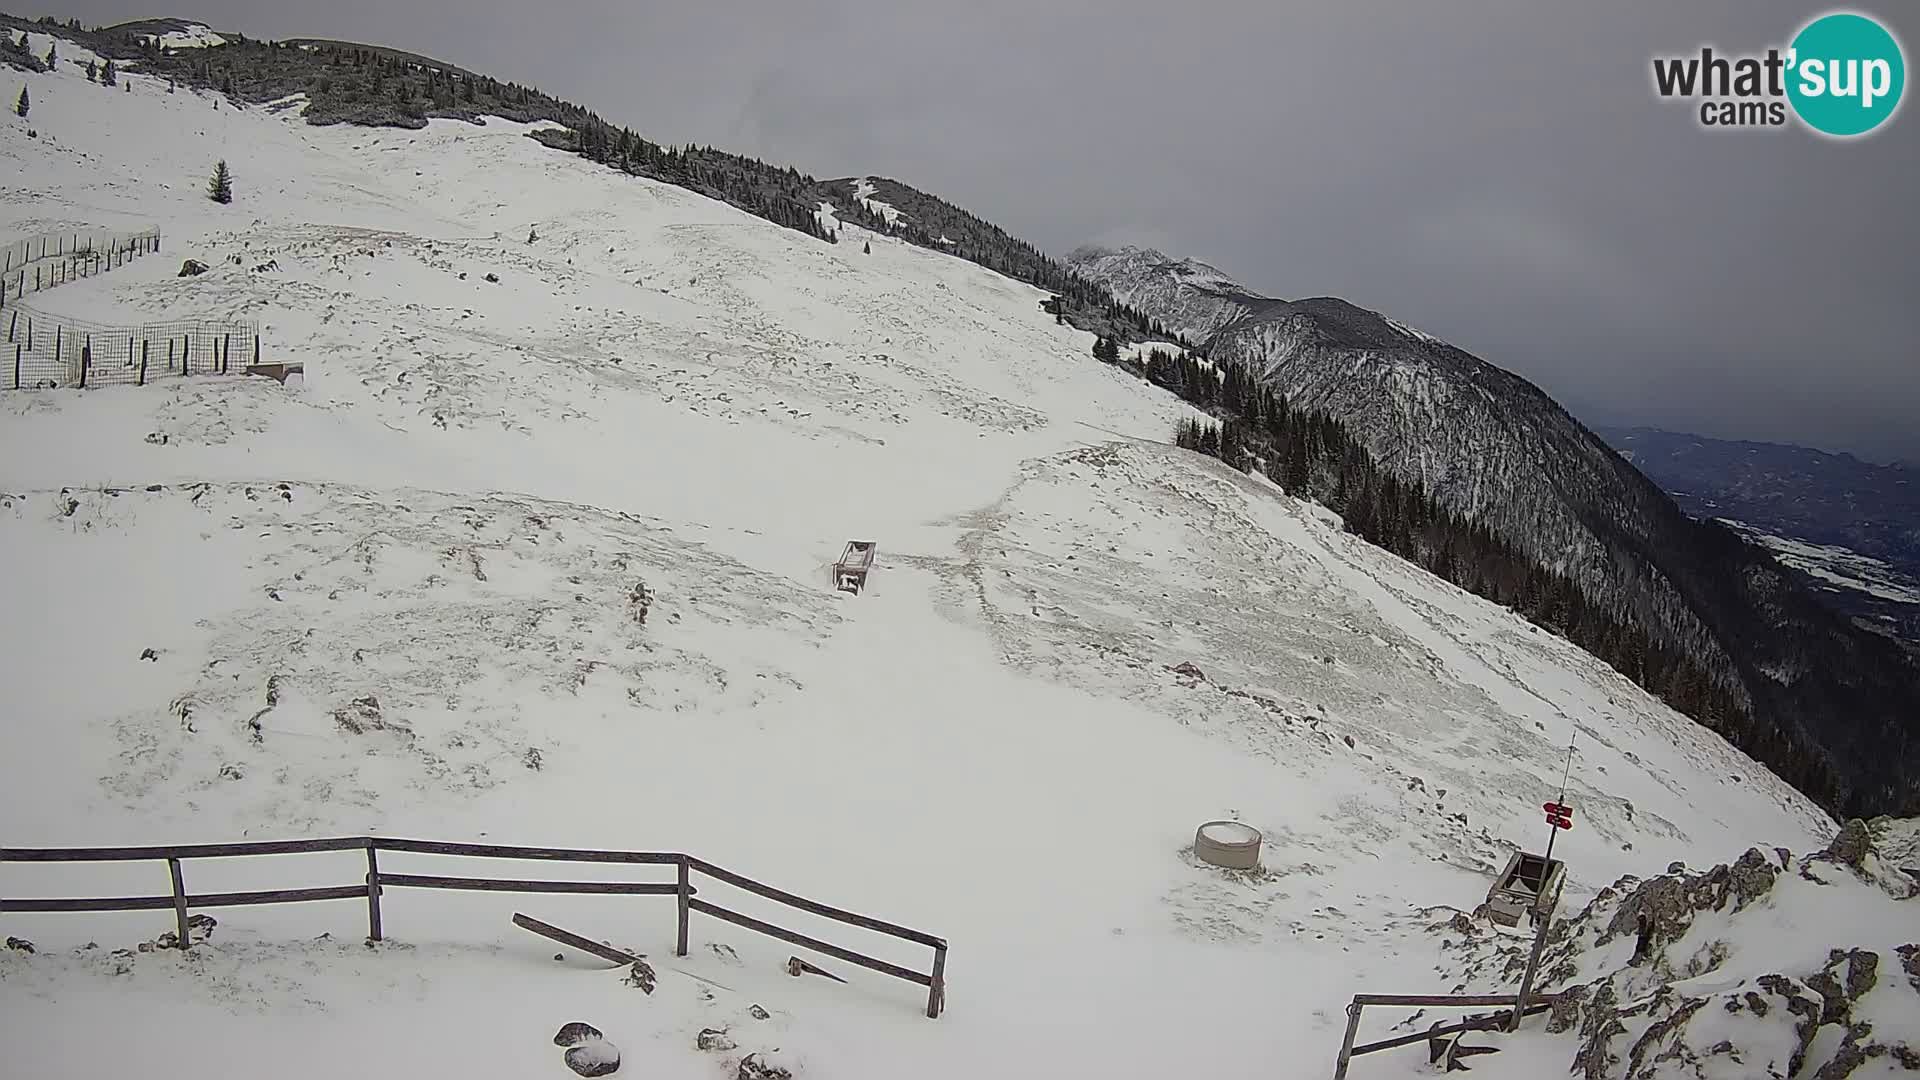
left=622, top=958, right=656, bottom=994
left=563, top=1039, right=620, bottom=1077
left=178, top=259, right=208, bottom=277
left=736, top=1054, right=792, bottom=1080
left=552, top=1022, right=603, bottom=1047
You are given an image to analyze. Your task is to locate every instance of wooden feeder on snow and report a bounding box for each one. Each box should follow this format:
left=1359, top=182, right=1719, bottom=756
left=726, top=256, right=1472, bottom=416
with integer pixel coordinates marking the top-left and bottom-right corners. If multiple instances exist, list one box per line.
left=1484, top=850, right=1566, bottom=928
left=833, top=541, right=876, bottom=595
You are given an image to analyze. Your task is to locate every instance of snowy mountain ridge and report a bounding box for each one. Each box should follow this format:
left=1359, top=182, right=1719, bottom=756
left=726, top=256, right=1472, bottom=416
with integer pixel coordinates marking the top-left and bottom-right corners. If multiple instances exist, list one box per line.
left=1066, top=243, right=1264, bottom=343
left=0, top=21, right=1904, bottom=1080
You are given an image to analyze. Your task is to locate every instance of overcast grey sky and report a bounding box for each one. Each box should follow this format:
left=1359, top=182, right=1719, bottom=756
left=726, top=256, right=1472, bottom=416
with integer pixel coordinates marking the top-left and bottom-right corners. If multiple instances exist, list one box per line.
left=30, top=1, right=1920, bottom=461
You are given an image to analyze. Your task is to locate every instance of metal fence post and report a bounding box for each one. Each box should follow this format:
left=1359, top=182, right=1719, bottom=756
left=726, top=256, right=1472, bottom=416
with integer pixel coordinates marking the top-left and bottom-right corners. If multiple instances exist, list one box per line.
left=1508, top=878, right=1564, bottom=1032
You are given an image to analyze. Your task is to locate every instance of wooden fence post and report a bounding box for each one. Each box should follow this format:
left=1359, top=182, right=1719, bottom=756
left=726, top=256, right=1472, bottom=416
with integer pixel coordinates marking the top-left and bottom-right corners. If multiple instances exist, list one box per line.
left=927, top=944, right=947, bottom=1019
left=139, top=340, right=149, bottom=386
left=676, top=856, right=690, bottom=957
left=365, top=844, right=384, bottom=941
left=12, top=343, right=20, bottom=390
left=7, top=310, right=15, bottom=342
left=167, top=858, right=191, bottom=950
left=1332, top=1001, right=1363, bottom=1080
left=223, top=333, right=231, bottom=374
left=253, top=334, right=260, bottom=366
left=79, top=338, right=90, bottom=389
left=167, top=338, right=175, bottom=374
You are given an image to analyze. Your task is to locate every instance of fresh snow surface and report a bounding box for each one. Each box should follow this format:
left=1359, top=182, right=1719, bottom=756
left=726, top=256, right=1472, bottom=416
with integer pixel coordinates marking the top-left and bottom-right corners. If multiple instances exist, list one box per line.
left=1719, top=519, right=1920, bottom=605
left=1119, top=338, right=1193, bottom=368
left=144, top=24, right=227, bottom=50
left=0, top=51, right=1840, bottom=1080
left=850, top=177, right=902, bottom=226
left=1383, top=315, right=1443, bottom=347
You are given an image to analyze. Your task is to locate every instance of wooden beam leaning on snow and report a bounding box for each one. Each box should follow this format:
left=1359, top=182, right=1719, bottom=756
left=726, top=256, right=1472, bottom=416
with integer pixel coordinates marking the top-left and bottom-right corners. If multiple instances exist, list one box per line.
left=513, top=912, right=646, bottom=966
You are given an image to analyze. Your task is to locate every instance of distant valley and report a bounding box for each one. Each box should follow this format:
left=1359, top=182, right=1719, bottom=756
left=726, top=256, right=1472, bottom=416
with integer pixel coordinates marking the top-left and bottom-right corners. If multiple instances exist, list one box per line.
left=1601, top=426, right=1920, bottom=643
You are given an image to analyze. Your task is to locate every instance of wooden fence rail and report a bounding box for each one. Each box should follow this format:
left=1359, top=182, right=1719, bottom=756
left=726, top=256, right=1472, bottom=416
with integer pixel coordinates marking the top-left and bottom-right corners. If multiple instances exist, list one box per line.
left=1, top=836, right=947, bottom=1018
left=1332, top=991, right=1560, bottom=1078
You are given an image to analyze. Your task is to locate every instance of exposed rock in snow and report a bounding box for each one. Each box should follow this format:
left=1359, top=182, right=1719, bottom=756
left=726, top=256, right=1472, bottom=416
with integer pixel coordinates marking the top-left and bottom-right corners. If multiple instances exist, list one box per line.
left=1436, top=820, right=1919, bottom=1079
left=564, top=1038, right=620, bottom=1077
left=553, top=1022, right=603, bottom=1047
left=737, top=1053, right=794, bottom=1080
left=622, top=960, right=658, bottom=995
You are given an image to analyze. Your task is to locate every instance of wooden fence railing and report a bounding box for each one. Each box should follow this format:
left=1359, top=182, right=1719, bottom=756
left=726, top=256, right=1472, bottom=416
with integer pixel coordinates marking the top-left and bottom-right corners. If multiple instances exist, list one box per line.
left=1331, top=992, right=1557, bottom=1078
left=0, top=228, right=162, bottom=310
left=1, top=836, right=947, bottom=1018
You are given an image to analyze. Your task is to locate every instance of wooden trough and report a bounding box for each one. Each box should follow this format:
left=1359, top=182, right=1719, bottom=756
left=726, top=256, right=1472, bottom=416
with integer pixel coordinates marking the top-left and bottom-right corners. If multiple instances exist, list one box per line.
left=1484, top=851, right=1565, bottom=929
left=244, top=360, right=303, bottom=385
left=834, top=541, right=876, bottom=595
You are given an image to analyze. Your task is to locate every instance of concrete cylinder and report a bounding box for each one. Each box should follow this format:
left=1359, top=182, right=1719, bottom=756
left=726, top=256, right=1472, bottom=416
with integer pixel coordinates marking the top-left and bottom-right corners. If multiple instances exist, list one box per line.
left=1194, top=820, right=1262, bottom=870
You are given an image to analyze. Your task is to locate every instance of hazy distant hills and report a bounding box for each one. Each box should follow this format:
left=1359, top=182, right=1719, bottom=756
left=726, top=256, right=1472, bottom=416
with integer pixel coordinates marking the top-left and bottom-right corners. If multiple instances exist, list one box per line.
left=1602, top=426, right=1920, bottom=641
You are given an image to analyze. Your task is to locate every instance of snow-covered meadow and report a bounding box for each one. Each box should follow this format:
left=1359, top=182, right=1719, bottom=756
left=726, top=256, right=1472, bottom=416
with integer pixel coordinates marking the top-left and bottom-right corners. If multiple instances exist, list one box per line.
left=2, top=34, right=1891, bottom=1080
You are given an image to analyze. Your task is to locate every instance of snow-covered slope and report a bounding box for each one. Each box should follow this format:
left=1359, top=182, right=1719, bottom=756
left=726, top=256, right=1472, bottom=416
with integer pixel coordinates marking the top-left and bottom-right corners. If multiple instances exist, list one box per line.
left=0, top=44, right=1859, bottom=1080
left=1068, top=247, right=1920, bottom=822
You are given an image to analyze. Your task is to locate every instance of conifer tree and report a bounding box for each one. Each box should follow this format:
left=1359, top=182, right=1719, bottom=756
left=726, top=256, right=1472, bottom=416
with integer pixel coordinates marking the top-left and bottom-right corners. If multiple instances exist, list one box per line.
left=862, top=240, right=871, bottom=254
left=101, top=59, right=116, bottom=86
left=208, top=159, right=233, bottom=204
left=86, top=58, right=97, bottom=81
left=44, top=41, right=55, bottom=67
left=14, top=84, right=27, bottom=118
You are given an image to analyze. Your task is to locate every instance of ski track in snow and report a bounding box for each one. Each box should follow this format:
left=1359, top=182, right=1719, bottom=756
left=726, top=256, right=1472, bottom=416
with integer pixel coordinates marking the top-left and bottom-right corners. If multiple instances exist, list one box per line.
left=0, top=47, right=1839, bottom=1080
